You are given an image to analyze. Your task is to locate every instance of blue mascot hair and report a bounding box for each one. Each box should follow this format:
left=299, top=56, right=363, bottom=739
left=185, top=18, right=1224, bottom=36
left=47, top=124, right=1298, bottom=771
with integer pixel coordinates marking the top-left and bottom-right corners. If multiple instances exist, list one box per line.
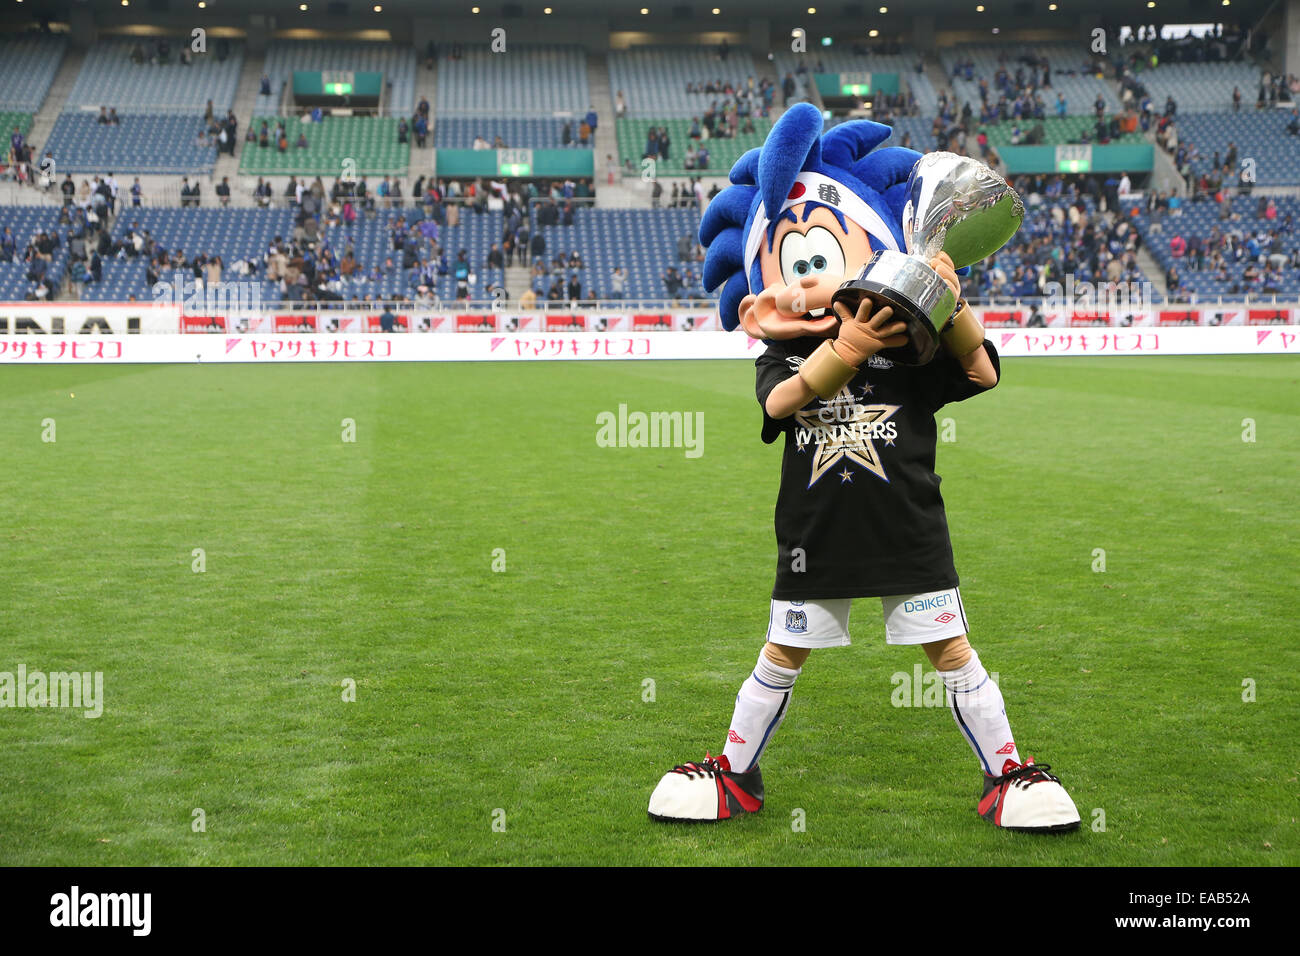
left=699, top=102, right=925, bottom=332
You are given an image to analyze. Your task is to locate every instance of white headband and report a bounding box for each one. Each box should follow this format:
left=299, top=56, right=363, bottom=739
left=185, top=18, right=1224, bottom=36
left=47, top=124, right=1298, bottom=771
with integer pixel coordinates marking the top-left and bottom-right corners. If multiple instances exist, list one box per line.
left=743, top=171, right=900, bottom=288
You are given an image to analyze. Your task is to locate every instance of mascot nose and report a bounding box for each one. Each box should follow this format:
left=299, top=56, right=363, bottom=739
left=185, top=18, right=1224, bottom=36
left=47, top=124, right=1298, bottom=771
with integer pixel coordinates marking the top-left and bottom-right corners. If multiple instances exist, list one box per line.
left=799, top=275, right=820, bottom=288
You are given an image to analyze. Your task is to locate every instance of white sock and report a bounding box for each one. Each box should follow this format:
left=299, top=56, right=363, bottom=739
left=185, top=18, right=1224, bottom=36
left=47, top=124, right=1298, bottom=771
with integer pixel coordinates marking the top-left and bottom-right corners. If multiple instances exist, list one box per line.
left=722, top=649, right=800, bottom=773
left=938, top=650, right=1022, bottom=776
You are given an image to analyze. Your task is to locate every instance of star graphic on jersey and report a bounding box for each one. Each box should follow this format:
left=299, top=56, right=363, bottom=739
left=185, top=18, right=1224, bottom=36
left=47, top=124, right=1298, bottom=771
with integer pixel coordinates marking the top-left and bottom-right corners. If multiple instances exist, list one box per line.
left=858, top=382, right=875, bottom=396
left=794, top=386, right=901, bottom=487
left=838, top=467, right=854, bottom=483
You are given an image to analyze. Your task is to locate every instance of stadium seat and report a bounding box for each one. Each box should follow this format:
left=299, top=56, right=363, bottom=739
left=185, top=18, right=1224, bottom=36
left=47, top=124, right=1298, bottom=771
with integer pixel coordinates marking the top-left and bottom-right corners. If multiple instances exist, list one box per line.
left=616, top=118, right=771, bottom=178
left=979, top=115, right=1145, bottom=147
left=1176, top=111, right=1300, bottom=187
left=940, top=44, right=1121, bottom=117
left=529, top=206, right=708, bottom=304
left=434, top=117, right=591, bottom=150
left=1131, top=62, right=1262, bottom=114
left=67, top=40, right=243, bottom=113
left=0, top=206, right=71, bottom=300
left=43, top=113, right=217, bottom=174
left=610, top=46, right=763, bottom=118
left=84, top=207, right=295, bottom=303
left=315, top=208, right=506, bottom=303
left=238, top=116, right=409, bottom=177
left=0, top=111, right=35, bottom=151
left=1129, top=194, right=1300, bottom=299
left=436, top=45, right=589, bottom=118
left=0, top=35, right=67, bottom=112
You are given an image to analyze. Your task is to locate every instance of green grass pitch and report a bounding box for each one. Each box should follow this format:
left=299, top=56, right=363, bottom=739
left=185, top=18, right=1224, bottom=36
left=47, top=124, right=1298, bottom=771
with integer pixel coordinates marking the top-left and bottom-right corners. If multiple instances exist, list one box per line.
left=0, top=355, right=1296, bottom=866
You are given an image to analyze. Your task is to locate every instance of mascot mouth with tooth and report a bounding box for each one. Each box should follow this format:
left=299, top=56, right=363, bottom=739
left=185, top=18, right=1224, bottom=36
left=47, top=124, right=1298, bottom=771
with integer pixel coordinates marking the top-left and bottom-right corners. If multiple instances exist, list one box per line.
left=646, top=103, right=1082, bottom=835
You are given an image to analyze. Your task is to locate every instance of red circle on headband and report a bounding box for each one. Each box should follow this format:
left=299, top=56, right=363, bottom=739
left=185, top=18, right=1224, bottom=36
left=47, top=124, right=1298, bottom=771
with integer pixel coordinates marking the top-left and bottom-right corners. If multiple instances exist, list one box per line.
left=787, top=182, right=806, bottom=201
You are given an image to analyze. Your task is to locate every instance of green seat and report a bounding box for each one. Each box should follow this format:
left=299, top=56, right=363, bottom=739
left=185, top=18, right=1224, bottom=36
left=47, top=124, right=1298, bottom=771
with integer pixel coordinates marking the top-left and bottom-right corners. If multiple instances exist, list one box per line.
left=0, top=111, right=34, bottom=144
left=617, top=117, right=772, bottom=178
left=979, top=115, right=1145, bottom=148
left=239, top=115, right=410, bottom=177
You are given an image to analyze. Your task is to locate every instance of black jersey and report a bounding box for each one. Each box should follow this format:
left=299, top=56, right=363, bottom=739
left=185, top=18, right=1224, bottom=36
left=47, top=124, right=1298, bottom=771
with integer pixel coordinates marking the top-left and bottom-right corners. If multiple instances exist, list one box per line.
left=755, top=337, right=1000, bottom=600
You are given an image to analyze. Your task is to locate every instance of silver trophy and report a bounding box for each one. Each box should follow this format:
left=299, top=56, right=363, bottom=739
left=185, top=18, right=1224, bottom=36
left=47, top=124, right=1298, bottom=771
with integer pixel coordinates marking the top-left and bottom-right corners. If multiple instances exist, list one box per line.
left=831, top=152, right=1025, bottom=365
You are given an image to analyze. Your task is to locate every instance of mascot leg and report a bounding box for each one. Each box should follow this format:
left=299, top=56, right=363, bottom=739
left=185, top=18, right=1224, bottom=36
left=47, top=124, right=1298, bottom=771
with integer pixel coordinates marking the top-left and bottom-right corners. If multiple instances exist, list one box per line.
left=925, top=636, right=1080, bottom=832
left=647, top=642, right=808, bottom=823
left=721, top=642, right=808, bottom=773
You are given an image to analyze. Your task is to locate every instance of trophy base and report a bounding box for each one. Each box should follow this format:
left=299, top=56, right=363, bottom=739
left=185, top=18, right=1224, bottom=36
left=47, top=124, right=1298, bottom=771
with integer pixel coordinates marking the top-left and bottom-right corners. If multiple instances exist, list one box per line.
left=831, top=250, right=957, bottom=366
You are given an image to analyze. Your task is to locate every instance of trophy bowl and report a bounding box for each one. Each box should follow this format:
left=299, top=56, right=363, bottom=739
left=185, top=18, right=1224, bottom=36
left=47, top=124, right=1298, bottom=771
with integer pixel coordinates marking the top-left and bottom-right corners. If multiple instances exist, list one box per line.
left=831, top=250, right=956, bottom=366
left=830, top=152, right=1025, bottom=366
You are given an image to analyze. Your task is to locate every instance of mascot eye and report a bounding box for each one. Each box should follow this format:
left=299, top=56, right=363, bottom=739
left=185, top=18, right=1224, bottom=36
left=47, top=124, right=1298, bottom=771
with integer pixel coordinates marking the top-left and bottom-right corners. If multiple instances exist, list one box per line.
left=803, top=227, right=846, bottom=278
left=778, top=232, right=810, bottom=285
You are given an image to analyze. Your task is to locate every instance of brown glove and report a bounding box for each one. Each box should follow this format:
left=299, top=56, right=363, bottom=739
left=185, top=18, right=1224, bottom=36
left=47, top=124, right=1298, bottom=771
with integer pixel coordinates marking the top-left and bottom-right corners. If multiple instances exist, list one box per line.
left=830, top=298, right=908, bottom=368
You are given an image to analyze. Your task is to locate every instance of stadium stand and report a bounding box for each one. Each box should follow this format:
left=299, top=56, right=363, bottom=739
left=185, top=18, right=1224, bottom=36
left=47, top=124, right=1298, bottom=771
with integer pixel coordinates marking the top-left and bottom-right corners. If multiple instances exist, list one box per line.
left=0, top=35, right=67, bottom=112
left=610, top=46, right=776, bottom=176
left=962, top=176, right=1155, bottom=302
left=436, top=45, right=588, bottom=118
left=434, top=117, right=586, bottom=150
left=770, top=49, right=940, bottom=117
left=941, top=44, right=1122, bottom=117
left=831, top=112, right=1141, bottom=159
left=0, top=206, right=71, bottom=301
left=1124, top=62, right=1262, bottom=114
left=238, top=116, right=409, bottom=176
left=1, top=111, right=35, bottom=149
left=609, top=46, right=761, bottom=118
left=1129, top=193, right=1300, bottom=299
left=530, top=206, right=707, bottom=303
left=980, top=115, right=1145, bottom=147
left=76, top=204, right=510, bottom=305
left=1173, top=111, right=1300, bottom=186
left=43, top=113, right=217, bottom=174
left=66, top=40, right=243, bottom=113
left=77, top=258, right=147, bottom=302
left=3, top=22, right=1296, bottom=312
left=317, top=209, right=506, bottom=303
left=617, top=117, right=771, bottom=177
left=255, top=41, right=417, bottom=116
left=86, top=207, right=294, bottom=303
left=880, top=114, right=949, bottom=150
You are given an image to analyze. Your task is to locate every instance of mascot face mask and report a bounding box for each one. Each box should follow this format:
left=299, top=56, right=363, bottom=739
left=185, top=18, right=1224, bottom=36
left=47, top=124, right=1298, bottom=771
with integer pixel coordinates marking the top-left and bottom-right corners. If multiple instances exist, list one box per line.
left=700, top=102, right=933, bottom=341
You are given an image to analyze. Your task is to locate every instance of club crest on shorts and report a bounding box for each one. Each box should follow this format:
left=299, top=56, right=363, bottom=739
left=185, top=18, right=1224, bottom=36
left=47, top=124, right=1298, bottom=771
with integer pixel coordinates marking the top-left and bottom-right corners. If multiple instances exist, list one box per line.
left=784, top=609, right=809, bottom=633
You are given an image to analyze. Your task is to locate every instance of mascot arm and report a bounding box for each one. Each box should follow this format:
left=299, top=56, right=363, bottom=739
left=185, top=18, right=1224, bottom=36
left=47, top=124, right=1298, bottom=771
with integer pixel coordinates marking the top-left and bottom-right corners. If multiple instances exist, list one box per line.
left=943, top=302, right=998, bottom=388
left=788, top=301, right=908, bottom=407
left=929, top=253, right=995, bottom=387
left=765, top=371, right=818, bottom=420
left=951, top=326, right=998, bottom=387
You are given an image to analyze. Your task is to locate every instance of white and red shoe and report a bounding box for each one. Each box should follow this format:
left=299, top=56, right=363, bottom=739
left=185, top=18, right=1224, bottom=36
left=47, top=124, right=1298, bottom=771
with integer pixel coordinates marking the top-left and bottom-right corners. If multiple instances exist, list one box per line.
left=647, top=753, right=764, bottom=822
left=979, top=757, right=1081, bottom=832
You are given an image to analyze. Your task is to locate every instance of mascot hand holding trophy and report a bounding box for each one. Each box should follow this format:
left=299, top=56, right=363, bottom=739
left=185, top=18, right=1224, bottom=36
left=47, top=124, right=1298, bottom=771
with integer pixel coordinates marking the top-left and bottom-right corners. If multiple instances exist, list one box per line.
left=648, top=104, right=1080, bottom=832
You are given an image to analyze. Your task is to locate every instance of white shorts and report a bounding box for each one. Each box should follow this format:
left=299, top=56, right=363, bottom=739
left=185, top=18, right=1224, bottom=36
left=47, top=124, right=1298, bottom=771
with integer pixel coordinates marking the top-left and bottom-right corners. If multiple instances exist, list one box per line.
left=765, top=588, right=969, bottom=648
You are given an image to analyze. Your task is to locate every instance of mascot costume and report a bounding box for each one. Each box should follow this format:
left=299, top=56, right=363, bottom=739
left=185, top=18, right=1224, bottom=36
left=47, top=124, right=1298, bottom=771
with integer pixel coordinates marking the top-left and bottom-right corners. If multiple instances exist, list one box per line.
left=647, top=103, right=1080, bottom=832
